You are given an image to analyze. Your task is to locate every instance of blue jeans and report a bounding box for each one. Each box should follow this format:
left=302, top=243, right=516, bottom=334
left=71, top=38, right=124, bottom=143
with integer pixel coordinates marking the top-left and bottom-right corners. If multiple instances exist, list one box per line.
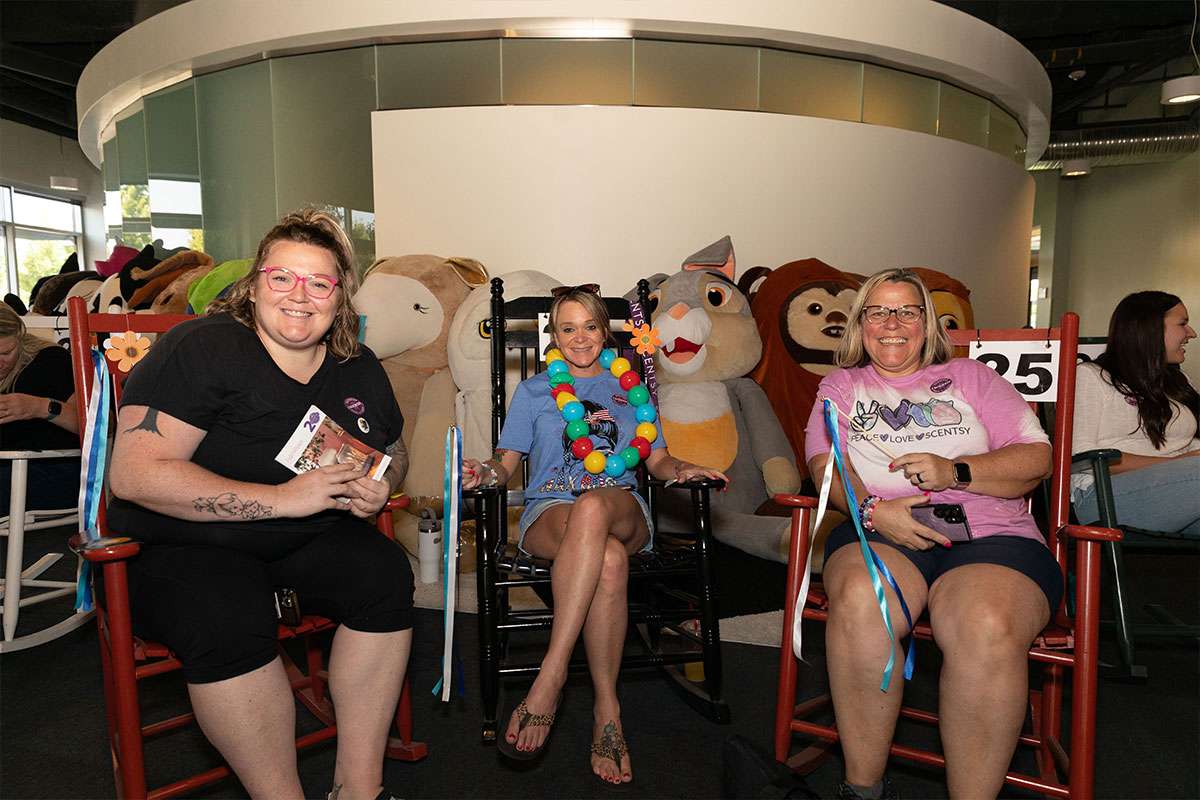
left=1072, top=456, right=1200, bottom=535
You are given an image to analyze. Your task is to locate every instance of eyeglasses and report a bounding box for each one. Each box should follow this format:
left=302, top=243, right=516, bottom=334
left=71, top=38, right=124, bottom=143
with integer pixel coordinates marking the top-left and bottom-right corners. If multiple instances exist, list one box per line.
left=862, top=305, right=925, bottom=324
left=551, top=283, right=600, bottom=297
left=258, top=267, right=340, bottom=299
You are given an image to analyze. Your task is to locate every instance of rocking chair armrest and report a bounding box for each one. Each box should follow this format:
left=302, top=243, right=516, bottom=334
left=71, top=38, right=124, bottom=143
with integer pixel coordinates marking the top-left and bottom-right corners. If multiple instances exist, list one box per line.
left=672, top=476, right=725, bottom=492
left=1071, top=448, right=1122, bottom=466
left=773, top=493, right=819, bottom=509
left=68, top=531, right=142, bottom=561
left=1056, top=523, right=1124, bottom=543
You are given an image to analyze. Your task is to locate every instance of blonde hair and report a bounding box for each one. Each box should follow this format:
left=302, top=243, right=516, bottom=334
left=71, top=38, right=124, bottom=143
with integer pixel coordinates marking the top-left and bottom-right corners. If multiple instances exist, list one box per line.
left=835, top=268, right=952, bottom=369
left=548, top=289, right=616, bottom=350
left=0, top=302, right=59, bottom=393
left=208, top=208, right=362, bottom=361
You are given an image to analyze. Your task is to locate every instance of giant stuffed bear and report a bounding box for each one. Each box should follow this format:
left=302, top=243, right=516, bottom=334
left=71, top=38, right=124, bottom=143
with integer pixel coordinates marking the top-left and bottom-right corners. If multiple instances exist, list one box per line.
left=644, top=237, right=801, bottom=567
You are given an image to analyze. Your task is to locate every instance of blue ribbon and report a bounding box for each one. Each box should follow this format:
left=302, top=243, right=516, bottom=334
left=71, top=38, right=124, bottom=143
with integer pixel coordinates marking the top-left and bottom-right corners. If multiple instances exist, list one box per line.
left=823, top=399, right=915, bottom=690
left=74, top=349, right=112, bottom=612
left=433, top=426, right=465, bottom=699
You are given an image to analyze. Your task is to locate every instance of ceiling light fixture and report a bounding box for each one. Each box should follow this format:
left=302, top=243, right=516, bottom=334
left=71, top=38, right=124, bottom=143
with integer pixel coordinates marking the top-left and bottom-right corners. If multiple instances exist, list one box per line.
left=1163, top=0, right=1200, bottom=104
left=1161, top=74, right=1200, bottom=104
left=1061, top=158, right=1091, bottom=177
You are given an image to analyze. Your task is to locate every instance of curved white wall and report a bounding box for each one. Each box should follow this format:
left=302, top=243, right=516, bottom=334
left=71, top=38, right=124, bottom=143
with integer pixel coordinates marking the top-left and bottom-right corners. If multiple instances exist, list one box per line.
left=77, top=0, right=1050, bottom=166
left=374, top=105, right=1035, bottom=327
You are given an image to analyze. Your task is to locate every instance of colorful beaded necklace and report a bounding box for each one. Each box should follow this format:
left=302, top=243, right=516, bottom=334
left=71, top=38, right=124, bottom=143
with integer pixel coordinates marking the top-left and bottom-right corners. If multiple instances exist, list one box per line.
left=546, top=347, right=659, bottom=476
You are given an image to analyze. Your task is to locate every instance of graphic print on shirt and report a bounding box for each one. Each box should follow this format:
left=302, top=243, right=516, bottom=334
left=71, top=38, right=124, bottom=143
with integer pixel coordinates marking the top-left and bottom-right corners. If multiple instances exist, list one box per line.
left=542, top=398, right=622, bottom=494
left=849, top=396, right=970, bottom=446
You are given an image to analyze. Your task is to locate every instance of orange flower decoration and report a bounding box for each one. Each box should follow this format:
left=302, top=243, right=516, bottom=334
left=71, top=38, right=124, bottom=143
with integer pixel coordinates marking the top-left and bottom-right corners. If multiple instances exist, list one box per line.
left=104, top=330, right=152, bottom=372
left=623, top=321, right=662, bottom=356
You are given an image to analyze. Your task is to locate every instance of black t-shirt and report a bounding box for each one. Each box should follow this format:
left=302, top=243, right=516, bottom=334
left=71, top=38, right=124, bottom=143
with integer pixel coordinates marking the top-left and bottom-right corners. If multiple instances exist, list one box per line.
left=108, top=314, right=403, bottom=553
left=1, top=345, right=79, bottom=450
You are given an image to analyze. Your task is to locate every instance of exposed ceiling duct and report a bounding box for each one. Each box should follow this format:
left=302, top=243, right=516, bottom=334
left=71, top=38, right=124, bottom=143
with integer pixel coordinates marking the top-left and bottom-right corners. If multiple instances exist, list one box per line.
left=1031, top=118, right=1200, bottom=170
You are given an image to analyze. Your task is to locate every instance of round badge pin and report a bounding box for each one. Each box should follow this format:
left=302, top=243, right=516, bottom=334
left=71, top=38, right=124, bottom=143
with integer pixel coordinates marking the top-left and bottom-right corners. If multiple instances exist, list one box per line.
left=345, top=397, right=365, bottom=414
left=358, top=418, right=370, bottom=434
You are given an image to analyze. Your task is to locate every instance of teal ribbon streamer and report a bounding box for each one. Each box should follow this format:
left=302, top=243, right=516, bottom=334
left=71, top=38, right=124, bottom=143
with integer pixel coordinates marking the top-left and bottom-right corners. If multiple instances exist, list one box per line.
left=433, top=426, right=465, bottom=698
left=74, top=349, right=111, bottom=612
left=823, top=399, right=915, bottom=690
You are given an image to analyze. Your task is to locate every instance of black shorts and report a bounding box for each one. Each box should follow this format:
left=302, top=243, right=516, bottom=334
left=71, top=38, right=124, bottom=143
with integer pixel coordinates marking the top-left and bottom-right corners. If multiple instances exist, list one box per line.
left=119, top=515, right=414, bottom=684
left=824, top=520, right=1064, bottom=613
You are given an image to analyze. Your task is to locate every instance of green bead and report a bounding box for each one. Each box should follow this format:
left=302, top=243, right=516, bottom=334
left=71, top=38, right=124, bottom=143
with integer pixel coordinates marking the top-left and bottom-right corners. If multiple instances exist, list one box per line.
left=549, top=372, right=575, bottom=387
left=621, top=446, right=640, bottom=468
left=566, top=419, right=590, bottom=440
left=627, top=385, right=650, bottom=406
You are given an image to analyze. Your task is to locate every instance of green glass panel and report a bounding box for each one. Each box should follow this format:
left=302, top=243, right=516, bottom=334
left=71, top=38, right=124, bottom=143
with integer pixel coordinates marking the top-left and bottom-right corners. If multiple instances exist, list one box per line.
left=634, top=40, right=757, bottom=110
left=115, top=111, right=148, bottom=185
left=862, top=65, right=938, bottom=135
left=102, top=137, right=120, bottom=192
left=377, top=40, right=501, bottom=109
left=988, top=104, right=1020, bottom=163
left=937, top=83, right=988, bottom=147
left=195, top=60, right=277, bottom=263
left=760, top=49, right=862, bottom=121
left=502, top=39, right=632, bottom=105
left=271, top=48, right=375, bottom=217
left=1015, top=124, right=1028, bottom=165
left=145, top=82, right=200, bottom=180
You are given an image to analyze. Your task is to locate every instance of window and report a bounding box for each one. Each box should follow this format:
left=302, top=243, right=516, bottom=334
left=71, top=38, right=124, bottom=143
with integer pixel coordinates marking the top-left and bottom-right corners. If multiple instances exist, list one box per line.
left=0, top=186, right=85, bottom=306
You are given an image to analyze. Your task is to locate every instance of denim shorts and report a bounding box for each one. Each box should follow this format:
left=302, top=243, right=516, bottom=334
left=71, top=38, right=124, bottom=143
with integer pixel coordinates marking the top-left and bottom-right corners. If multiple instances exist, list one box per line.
left=518, top=488, right=655, bottom=555
left=824, top=520, right=1064, bottom=613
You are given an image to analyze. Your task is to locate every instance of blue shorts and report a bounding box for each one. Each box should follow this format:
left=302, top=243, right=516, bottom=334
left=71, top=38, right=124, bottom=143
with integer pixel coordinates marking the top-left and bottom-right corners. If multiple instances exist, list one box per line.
left=824, top=520, right=1064, bottom=613
left=519, top=488, right=654, bottom=556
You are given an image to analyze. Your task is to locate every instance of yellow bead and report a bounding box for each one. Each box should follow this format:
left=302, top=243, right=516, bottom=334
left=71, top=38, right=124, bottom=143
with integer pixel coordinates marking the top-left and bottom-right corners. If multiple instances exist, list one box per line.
left=636, top=422, right=658, bottom=443
left=584, top=451, right=607, bottom=474
left=545, top=348, right=565, bottom=363
left=555, top=392, right=578, bottom=410
left=609, top=357, right=632, bottom=378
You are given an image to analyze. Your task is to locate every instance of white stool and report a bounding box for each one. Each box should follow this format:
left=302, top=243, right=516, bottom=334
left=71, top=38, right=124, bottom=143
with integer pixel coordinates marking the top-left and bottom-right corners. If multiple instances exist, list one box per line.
left=1, top=448, right=91, bottom=652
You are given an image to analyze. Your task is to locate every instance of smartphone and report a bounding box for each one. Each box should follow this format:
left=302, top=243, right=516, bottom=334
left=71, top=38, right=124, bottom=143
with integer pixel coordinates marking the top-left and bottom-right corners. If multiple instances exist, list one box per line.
left=910, top=503, right=973, bottom=543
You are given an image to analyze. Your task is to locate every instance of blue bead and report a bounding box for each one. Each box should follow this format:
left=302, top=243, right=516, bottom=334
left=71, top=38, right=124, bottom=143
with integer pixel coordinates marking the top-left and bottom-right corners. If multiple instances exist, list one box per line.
left=561, top=401, right=585, bottom=421
left=598, top=349, right=616, bottom=368
left=635, top=403, right=657, bottom=423
left=547, top=359, right=568, bottom=376
left=604, top=453, right=627, bottom=477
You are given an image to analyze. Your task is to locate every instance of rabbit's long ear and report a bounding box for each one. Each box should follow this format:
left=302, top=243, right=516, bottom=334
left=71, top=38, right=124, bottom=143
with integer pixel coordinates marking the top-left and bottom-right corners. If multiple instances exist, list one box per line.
left=681, top=235, right=735, bottom=281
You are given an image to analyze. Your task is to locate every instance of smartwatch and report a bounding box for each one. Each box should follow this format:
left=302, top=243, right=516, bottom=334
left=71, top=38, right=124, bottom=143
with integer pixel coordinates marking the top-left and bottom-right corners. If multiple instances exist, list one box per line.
left=46, top=400, right=63, bottom=420
left=952, top=461, right=972, bottom=490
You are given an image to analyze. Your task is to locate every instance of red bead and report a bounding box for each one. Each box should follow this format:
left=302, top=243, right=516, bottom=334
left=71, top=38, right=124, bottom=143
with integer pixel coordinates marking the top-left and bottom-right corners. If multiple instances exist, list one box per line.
left=619, top=371, right=640, bottom=391
left=630, top=436, right=651, bottom=460
left=551, top=384, right=571, bottom=398
left=571, top=437, right=594, bottom=459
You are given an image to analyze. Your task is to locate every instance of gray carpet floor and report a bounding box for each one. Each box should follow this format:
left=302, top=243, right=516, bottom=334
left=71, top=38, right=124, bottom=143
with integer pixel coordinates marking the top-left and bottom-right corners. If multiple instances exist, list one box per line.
left=1, top=522, right=1196, bottom=799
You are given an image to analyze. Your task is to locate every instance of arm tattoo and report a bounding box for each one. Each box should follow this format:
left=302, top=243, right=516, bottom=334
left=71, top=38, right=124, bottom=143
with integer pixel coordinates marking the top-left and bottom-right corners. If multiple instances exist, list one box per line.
left=192, top=493, right=274, bottom=520
left=125, top=408, right=164, bottom=437
left=385, top=438, right=409, bottom=482
left=492, top=449, right=509, bottom=462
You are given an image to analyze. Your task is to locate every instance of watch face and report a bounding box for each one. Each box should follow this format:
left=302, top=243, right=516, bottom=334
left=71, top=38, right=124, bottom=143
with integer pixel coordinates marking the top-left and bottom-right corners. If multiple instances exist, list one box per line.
left=953, top=462, right=972, bottom=484
left=47, top=400, right=63, bottom=417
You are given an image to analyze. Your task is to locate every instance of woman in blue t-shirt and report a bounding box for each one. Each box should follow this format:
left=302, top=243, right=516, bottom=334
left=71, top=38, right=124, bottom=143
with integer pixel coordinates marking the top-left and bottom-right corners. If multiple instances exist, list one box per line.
left=461, top=286, right=727, bottom=787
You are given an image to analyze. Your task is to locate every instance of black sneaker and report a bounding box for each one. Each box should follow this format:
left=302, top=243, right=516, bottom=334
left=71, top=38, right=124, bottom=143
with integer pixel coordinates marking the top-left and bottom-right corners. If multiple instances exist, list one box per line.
left=837, top=777, right=898, bottom=800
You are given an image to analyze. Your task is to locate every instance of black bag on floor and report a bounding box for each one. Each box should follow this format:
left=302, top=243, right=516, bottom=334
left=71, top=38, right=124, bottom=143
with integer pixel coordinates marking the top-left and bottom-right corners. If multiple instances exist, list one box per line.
left=722, top=734, right=819, bottom=799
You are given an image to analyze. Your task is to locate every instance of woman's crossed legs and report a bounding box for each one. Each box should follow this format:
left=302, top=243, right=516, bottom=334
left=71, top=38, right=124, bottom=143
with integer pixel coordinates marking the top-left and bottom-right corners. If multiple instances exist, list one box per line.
left=512, top=488, right=650, bottom=784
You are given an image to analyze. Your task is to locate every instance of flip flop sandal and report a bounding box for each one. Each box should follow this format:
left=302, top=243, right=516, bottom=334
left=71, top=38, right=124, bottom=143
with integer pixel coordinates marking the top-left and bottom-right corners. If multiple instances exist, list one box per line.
left=590, top=727, right=632, bottom=790
left=496, top=697, right=559, bottom=761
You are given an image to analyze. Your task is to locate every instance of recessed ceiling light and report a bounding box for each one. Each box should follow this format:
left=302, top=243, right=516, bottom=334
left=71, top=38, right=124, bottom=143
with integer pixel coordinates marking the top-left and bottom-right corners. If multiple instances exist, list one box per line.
left=1068, top=68, right=1087, bottom=81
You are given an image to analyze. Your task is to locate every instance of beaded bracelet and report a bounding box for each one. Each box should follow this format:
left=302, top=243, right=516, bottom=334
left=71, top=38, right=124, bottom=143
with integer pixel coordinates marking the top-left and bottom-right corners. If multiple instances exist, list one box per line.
left=483, top=462, right=500, bottom=488
left=859, top=494, right=882, bottom=532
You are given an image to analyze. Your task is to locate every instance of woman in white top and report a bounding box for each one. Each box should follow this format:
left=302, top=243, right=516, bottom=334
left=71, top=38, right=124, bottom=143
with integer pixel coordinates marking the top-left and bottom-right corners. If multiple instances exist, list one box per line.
left=1072, top=291, right=1199, bottom=534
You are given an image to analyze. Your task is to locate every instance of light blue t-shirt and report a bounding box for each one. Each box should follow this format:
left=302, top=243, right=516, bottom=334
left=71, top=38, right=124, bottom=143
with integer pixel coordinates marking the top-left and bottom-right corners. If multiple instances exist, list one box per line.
left=497, top=370, right=665, bottom=511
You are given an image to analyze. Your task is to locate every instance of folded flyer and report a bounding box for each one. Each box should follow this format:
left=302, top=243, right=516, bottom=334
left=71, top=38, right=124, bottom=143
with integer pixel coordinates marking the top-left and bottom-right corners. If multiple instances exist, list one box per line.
left=275, top=405, right=390, bottom=480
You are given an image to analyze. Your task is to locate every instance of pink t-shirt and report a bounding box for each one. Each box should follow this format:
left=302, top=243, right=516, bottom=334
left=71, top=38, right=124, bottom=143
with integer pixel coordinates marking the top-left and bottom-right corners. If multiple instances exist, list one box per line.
left=804, top=358, right=1050, bottom=543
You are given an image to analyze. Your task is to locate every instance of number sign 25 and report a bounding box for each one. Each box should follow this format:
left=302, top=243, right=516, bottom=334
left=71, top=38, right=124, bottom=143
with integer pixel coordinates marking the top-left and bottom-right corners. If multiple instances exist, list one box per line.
left=971, top=340, right=1060, bottom=402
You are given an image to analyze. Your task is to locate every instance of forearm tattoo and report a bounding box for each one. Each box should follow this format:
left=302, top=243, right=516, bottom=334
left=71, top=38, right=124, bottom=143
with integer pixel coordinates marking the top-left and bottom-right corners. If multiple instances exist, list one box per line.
left=385, top=438, right=409, bottom=481
left=492, top=449, right=509, bottom=462
left=125, top=408, right=163, bottom=437
left=192, top=493, right=273, bottom=519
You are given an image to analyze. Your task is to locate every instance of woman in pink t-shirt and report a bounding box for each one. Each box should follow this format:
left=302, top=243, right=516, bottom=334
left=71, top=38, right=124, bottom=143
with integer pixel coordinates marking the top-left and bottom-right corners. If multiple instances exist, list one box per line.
left=803, top=268, right=1059, bottom=800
